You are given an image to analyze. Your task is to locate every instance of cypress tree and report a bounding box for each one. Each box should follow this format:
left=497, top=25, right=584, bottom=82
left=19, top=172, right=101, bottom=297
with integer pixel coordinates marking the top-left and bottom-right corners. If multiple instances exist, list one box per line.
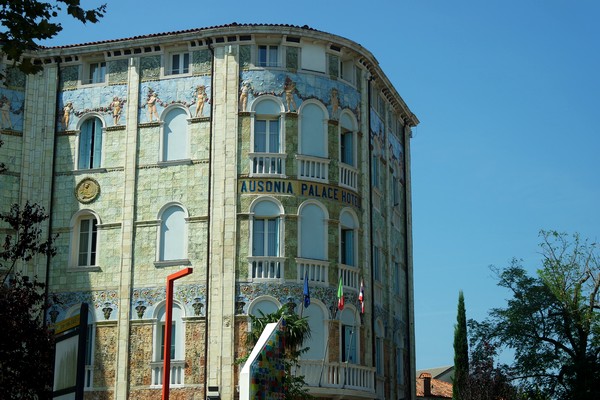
left=453, top=290, right=469, bottom=400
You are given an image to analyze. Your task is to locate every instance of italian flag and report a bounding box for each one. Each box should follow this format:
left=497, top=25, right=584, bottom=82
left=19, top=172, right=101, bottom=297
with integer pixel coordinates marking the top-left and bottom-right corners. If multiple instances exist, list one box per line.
left=337, top=277, right=344, bottom=311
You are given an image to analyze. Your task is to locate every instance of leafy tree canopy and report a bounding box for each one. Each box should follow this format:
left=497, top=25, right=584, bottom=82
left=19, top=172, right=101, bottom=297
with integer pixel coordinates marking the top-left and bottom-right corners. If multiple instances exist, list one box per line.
left=0, top=0, right=106, bottom=77
left=0, top=202, right=57, bottom=398
left=469, top=230, right=600, bottom=400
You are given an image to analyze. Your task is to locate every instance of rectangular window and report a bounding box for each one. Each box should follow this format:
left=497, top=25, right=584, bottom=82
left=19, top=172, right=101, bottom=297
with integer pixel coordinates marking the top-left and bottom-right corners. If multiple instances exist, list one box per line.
left=160, top=324, right=176, bottom=360
left=376, top=337, right=383, bottom=375
left=372, top=156, right=381, bottom=189
left=258, top=45, right=279, bottom=67
left=170, top=52, right=190, bottom=75
left=252, top=218, right=279, bottom=256
left=373, top=246, right=381, bottom=281
left=254, top=119, right=280, bottom=152
left=78, top=218, right=97, bottom=266
left=341, top=229, right=354, bottom=266
left=342, top=325, right=357, bottom=364
left=341, top=130, right=354, bottom=165
left=392, top=175, right=400, bottom=206
left=88, top=62, right=106, bottom=84
left=78, top=119, right=103, bottom=169
left=394, top=262, right=401, bottom=296
left=341, top=59, right=354, bottom=83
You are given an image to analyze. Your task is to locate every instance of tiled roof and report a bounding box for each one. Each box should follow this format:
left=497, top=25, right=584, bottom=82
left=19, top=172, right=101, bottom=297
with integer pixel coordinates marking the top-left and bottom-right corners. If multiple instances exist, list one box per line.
left=41, top=22, right=319, bottom=50
left=416, top=373, right=453, bottom=399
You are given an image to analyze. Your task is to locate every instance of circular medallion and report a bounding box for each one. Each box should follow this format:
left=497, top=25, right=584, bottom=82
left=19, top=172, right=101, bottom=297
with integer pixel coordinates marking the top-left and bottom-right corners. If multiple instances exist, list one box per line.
left=75, top=178, right=100, bottom=204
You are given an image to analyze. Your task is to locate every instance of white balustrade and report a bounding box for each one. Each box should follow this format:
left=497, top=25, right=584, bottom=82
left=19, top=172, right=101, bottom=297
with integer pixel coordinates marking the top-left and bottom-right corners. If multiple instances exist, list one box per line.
left=296, top=258, right=329, bottom=284
left=339, top=163, right=359, bottom=191
left=248, top=257, right=285, bottom=280
left=296, top=155, right=329, bottom=183
left=339, top=263, right=359, bottom=292
left=249, top=152, right=285, bottom=176
left=150, top=360, right=185, bottom=386
left=297, top=360, right=376, bottom=393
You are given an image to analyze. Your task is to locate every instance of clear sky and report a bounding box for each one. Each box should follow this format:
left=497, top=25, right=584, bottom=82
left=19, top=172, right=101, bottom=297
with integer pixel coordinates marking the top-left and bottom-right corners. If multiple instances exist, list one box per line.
left=41, top=0, right=600, bottom=370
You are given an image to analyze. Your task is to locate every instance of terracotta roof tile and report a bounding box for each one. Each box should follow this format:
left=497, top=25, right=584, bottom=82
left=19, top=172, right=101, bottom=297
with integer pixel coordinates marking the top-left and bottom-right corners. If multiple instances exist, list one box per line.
left=41, top=22, right=319, bottom=50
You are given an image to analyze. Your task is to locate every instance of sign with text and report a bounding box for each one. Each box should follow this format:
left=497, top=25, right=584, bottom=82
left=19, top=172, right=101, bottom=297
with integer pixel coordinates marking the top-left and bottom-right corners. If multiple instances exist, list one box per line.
left=239, top=178, right=361, bottom=209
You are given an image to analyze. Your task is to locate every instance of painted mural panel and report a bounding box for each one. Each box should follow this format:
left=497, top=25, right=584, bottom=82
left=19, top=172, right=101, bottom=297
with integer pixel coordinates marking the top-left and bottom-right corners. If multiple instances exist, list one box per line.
left=139, top=77, right=211, bottom=123
left=240, top=70, right=360, bottom=120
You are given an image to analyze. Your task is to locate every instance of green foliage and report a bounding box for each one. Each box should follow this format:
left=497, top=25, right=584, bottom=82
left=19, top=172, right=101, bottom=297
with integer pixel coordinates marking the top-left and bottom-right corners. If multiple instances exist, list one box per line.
left=1, top=201, right=57, bottom=284
left=0, top=273, right=55, bottom=399
left=243, top=303, right=314, bottom=400
left=0, top=1, right=106, bottom=78
left=470, top=230, right=600, bottom=400
left=0, top=202, right=56, bottom=398
left=453, top=290, right=469, bottom=400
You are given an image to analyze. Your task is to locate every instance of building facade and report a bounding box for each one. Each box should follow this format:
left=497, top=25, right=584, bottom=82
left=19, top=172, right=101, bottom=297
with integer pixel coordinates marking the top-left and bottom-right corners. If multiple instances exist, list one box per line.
left=0, top=24, right=419, bottom=399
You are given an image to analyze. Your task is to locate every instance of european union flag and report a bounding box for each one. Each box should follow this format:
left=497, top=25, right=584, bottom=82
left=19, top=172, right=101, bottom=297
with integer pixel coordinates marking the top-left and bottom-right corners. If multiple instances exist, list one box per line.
left=303, top=271, right=310, bottom=308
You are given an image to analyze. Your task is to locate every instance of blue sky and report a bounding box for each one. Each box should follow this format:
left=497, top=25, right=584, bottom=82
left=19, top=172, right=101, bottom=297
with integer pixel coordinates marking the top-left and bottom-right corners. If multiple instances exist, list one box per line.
left=42, top=1, right=600, bottom=370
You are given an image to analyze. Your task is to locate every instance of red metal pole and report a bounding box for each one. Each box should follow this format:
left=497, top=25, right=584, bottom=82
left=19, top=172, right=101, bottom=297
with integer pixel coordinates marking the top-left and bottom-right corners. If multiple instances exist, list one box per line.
left=162, top=267, right=193, bottom=400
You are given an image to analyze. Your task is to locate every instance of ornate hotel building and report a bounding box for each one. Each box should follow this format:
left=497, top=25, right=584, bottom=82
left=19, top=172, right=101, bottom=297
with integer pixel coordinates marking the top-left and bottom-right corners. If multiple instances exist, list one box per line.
left=0, top=24, right=419, bottom=399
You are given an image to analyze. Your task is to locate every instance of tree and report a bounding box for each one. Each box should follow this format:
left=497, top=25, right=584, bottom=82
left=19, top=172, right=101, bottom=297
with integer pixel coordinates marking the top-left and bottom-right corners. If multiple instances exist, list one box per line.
left=0, top=0, right=106, bottom=79
left=470, top=230, right=600, bottom=400
left=0, top=202, right=57, bottom=398
left=454, top=290, right=469, bottom=400
left=243, top=303, right=313, bottom=399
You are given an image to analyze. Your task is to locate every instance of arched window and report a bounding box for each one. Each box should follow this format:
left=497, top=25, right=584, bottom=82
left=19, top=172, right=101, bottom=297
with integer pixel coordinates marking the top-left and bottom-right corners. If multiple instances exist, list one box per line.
left=375, top=319, right=385, bottom=376
left=339, top=210, right=358, bottom=267
left=301, top=301, right=327, bottom=360
left=70, top=210, right=100, bottom=268
left=298, top=202, right=327, bottom=261
left=152, top=302, right=185, bottom=386
left=158, top=204, right=188, bottom=262
left=78, top=117, right=103, bottom=169
left=248, top=297, right=280, bottom=317
left=299, top=102, right=327, bottom=158
left=340, top=306, right=359, bottom=364
left=249, top=198, right=283, bottom=279
left=162, top=107, right=188, bottom=161
left=251, top=98, right=284, bottom=175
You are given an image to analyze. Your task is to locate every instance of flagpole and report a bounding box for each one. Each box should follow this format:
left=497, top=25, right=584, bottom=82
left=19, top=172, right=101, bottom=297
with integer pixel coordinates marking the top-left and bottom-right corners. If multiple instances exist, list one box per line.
left=318, top=304, right=338, bottom=387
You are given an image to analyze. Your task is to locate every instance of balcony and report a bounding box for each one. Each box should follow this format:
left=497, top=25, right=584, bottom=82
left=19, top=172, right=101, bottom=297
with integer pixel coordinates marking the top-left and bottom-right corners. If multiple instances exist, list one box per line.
left=296, top=258, right=329, bottom=284
left=298, top=360, right=375, bottom=397
left=248, top=256, right=285, bottom=280
left=249, top=152, right=285, bottom=176
left=339, top=263, right=359, bottom=292
left=296, top=154, right=329, bottom=183
left=150, top=360, right=185, bottom=387
left=339, top=163, right=359, bottom=191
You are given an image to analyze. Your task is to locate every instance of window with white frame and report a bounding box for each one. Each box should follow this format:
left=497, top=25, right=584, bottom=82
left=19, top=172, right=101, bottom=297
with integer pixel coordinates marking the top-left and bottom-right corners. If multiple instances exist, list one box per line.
left=86, top=61, right=106, bottom=84
left=71, top=212, right=99, bottom=268
left=299, top=202, right=327, bottom=261
left=168, top=52, right=190, bottom=75
left=340, top=58, right=355, bottom=84
left=340, top=307, right=358, bottom=364
left=396, top=332, right=404, bottom=385
left=373, top=245, right=381, bottom=282
left=371, top=154, right=383, bottom=190
left=250, top=199, right=282, bottom=279
left=151, top=303, right=185, bottom=386
left=158, top=204, right=187, bottom=262
left=162, top=107, right=188, bottom=161
left=249, top=297, right=279, bottom=318
left=340, top=113, right=356, bottom=166
left=339, top=210, right=357, bottom=267
left=375, top=319, right=384, bottom=375
left=78, top=117, right=103, bottom=169
left=251, top=98, right=284, bottom=175
left=258, top=45, right=279, bottom=67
